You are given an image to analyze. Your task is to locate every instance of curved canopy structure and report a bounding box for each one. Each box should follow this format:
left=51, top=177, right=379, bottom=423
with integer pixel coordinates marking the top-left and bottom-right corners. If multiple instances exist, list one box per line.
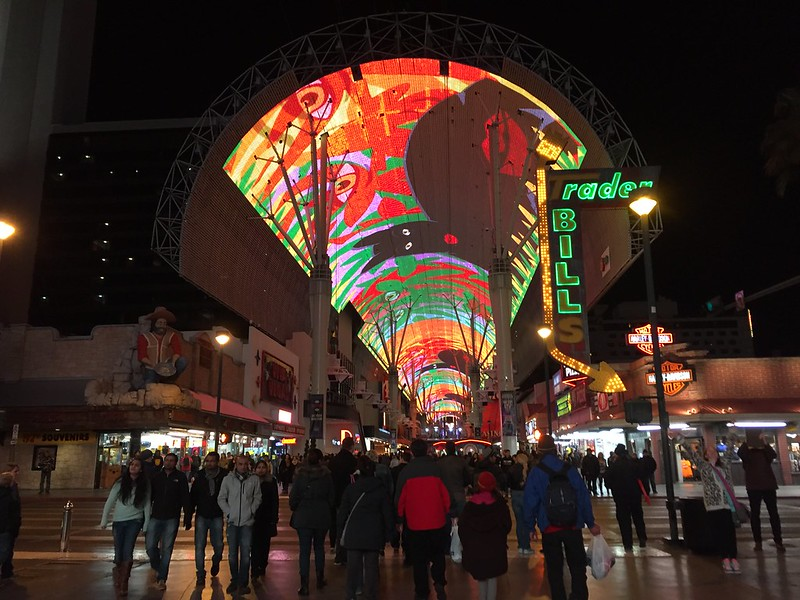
left=154, top=13, right=648, bottom=423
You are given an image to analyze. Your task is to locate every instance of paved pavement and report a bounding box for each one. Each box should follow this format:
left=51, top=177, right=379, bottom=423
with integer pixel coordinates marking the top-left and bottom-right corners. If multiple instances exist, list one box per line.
left=1, top=485, right=799, bottom=599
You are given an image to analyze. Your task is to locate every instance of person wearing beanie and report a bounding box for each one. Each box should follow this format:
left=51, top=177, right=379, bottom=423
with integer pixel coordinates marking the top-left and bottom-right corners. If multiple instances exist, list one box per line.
left=604, top=443, right=648, bottom=551
left=523, top=434, right=601, bottom=600
left=458, top=471, right=511, bottom=600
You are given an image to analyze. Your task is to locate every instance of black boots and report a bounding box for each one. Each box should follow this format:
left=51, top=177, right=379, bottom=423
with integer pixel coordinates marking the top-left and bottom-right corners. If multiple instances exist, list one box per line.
left=196, top=570, right=205, bottom=587
left=297, top=577, right=309, bottom=596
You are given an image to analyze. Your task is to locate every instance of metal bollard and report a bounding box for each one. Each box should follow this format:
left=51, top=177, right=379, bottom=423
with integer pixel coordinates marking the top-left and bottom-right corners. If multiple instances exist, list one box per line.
left=60, top=500, right=74, bottom=552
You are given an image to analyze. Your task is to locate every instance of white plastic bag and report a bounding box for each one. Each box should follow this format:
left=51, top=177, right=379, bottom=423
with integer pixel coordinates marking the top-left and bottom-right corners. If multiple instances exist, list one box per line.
left=450, top=523, right=462, bottom=561
left=587, top=534, right=615, bottom=580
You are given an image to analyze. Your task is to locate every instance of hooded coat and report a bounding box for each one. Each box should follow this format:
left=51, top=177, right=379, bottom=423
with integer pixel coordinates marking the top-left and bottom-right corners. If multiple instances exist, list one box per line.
left=458, top=491, right=512, bottom=580
left=337, top=475, right=393, bottom=551
left=289, top=463, right=334, bottom=530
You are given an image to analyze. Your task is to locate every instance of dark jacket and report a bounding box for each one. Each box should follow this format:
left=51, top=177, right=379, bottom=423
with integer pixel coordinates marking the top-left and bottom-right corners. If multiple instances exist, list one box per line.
left=738, top=444, right=779, bottom=491
left=507, top=462, right=526, bottom=492
left=0, top=486, right=21, bottom=536
left=640, top=454, right=657, bottom=477
left=581, top=453, right=601, bottom=478
left=604, top=453, right=644, bottom=504
left=254, top=474, right=280, bottom=536
left=438, top=453, right=473, bottom=516
left=150, top=468, right=191, bottom=524
left=395, top=456, right=450, bottom=531
left=328, top=448, right=358, bottom=506
left=289, top=463, right=335, bottom=530
left=189, top=467, right=227, bottom=519
left=473, top=455, right=505, bottom=491
left=459, top=492, right=512, bottom=580
left=337, top=476, right=393, bottom=551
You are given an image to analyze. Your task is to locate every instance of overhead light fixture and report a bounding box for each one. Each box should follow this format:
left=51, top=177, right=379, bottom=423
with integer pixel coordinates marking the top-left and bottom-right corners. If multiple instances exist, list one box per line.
left=727, top=421, right=787, bottom=428
left=637, top=425, right=661, bottom=431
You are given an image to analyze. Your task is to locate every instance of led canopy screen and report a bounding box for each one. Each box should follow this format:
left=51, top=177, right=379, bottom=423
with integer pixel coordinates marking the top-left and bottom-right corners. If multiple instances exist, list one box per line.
left=225, top=58, right=585, bottom=418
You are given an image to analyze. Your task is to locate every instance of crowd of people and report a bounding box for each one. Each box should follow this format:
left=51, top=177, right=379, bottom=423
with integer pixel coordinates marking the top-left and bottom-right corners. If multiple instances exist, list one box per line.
left=0, top=429, right=782, bottom=599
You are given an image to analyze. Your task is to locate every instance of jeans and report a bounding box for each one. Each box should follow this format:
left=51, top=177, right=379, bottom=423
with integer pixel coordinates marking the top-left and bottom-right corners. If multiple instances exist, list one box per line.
left=747, top=489, right=782, bottom=543
left=112, top=519, right=144, bottom=564
left=346, top=549, right=379, bottom=600
left=297, top=527, right=327, bottom=580
left=146, top=517, right=179, bottom=581
left=39, top=470, right=51, bottom=493
left=405, top=526, right=448, bottom=598
left=510, top=490, right=531, bottom=550
left=142, top=356, right=188, bottom=385
left=541, top=528, right=588, bottom=600
left=0, top=533, right=13, bottom=574
left=227, top=524, right=253, bottom=587
left=194, top=515, right=224, bottom=574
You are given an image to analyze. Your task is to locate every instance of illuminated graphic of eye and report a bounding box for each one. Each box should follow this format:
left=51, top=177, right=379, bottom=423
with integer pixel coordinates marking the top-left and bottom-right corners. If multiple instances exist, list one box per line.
left=385, top=291, right=399, bottom=302
left=405, top=242, right=413, bottom=250
left=335, top=173, right=357, bottom=195
left=402, top=228, right=410, bottom=236
left=444, top=234, right=458, bottom=244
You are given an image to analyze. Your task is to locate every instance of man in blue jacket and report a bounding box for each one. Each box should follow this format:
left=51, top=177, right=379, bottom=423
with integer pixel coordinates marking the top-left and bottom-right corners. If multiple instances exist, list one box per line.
left=523, top=435, right=600, bottom=600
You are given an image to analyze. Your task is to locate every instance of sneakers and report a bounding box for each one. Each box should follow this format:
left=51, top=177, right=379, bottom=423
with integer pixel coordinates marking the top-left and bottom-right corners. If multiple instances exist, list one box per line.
left=518, top=548, right=534, bottom=556
left=156, top=579, right=167, bottom=590
left=238, top=585, right=252, bottom=595
left=730, top=559, right=741, bottom=574
left=776, top=542, right=786, bottom=553
left=722, top=559, right=732, bottom=573
left=753, top=542, right=763, bottom=552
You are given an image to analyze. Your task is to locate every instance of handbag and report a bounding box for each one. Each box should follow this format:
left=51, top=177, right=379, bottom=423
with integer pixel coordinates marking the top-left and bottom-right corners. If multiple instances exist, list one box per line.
left=710, top=465, right=749, bottom=526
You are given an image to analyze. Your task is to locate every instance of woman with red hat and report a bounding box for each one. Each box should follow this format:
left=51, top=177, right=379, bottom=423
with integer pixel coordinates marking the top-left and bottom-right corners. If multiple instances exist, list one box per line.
left=457, top=471, right=511, bottom=600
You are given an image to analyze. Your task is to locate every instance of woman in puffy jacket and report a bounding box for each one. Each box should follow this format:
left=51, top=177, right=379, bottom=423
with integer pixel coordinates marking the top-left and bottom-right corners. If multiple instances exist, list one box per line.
left=458, top=471, right=512, bottom=600
left=337, top=455, right=393, bottom=600
left=289, top=448, right=334, bottom=595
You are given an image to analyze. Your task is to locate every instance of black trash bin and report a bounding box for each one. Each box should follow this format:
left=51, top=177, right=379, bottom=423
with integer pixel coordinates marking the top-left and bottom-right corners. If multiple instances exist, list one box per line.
left=676, top=497, right=716, bottom=554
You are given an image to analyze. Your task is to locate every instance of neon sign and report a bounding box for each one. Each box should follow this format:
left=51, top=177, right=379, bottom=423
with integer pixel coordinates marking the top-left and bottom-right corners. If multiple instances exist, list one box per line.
left=627, top=324, right=673, bottom=355
left=556, top=391, right=572, bottom=417
left=645, top=361, right=695, bottom=396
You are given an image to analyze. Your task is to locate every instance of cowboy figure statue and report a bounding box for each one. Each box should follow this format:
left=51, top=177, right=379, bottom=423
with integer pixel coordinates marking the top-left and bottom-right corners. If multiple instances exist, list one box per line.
left=138, top=306, right=188, bottom=387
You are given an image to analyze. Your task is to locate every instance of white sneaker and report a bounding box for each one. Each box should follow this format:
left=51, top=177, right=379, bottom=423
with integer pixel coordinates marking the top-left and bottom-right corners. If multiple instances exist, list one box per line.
left=451, top=554, right=462, bottom=563
left=730, top=559, right=741, bottom=574
left=722, top=559, right=733, bottom=574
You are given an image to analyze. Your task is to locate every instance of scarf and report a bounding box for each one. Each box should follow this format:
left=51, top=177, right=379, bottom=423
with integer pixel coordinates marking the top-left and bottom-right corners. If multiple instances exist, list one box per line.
left=205, top=468, right=220, bottom=496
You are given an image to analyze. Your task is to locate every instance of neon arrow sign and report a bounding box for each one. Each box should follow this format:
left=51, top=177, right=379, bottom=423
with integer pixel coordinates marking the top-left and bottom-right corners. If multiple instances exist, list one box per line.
left=536, top=165, right=626, bottom=393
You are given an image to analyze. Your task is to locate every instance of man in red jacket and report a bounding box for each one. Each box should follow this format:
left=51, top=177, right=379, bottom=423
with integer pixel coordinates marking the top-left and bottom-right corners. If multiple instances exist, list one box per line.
left=395, top=439, right=451, bottom=600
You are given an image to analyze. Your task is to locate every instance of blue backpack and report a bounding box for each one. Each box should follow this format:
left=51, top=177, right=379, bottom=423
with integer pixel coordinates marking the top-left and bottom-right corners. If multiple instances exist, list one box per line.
left=538, top=462, right=578, bottom=527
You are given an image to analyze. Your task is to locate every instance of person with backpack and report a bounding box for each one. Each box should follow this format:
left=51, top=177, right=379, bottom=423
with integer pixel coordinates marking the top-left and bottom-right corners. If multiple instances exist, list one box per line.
left=523, top=435, right=600, bottom=600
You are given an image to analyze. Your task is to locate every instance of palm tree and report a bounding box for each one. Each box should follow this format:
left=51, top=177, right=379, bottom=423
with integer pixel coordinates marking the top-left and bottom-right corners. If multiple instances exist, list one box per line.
left=762, top=87, right=800, bottom=198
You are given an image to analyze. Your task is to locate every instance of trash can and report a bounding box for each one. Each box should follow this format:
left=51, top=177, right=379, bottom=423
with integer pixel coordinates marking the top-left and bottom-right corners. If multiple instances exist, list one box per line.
left=676, top=498, right=716, bottom=554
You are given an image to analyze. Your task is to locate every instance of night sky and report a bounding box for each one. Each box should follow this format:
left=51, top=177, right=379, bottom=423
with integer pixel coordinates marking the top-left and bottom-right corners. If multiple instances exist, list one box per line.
left=88, top=1, right=800, bottom=356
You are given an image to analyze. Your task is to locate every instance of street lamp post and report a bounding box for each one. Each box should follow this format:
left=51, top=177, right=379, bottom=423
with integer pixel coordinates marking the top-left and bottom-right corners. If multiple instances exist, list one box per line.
left=537, top=326, right=553, bottom=434
left=213, top=328, right=231, bottom=452
left=0, top=220, right=16, bottom=265
left=629, top=194, right=680, bottom=544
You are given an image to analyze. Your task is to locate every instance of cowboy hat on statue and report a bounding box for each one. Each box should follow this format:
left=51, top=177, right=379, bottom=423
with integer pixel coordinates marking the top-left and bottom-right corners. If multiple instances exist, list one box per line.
left=137, top=306, right=187, bottom=387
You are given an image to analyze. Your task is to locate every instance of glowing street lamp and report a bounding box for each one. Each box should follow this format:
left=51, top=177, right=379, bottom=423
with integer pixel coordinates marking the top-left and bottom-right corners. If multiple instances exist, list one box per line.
left=213, top=327, right=232, bottom=452
left=0, top=220, right=15, bottom=265
left=629, top=192, right=679, bottom=544
left=537, top=326, right=553, bottom=434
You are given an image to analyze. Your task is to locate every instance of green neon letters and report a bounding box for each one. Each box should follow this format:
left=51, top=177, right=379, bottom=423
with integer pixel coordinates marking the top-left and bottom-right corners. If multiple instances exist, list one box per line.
left=561, top=171, right=654, bottom=201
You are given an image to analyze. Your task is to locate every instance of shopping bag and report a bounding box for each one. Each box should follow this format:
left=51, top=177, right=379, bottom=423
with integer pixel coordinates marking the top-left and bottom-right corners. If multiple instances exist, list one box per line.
left=450, top=523, right=462, bottom=561
left=587, top=534, right=615, bottom=580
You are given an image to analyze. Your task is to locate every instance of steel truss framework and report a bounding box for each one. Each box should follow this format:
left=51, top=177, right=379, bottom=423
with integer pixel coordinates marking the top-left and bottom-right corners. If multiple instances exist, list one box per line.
left=153, top=12, right=659, bottom=269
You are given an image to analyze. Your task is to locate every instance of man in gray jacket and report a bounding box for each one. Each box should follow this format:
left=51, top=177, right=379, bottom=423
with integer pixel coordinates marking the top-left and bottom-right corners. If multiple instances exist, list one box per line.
left=218, top=455, right=262, bottom=595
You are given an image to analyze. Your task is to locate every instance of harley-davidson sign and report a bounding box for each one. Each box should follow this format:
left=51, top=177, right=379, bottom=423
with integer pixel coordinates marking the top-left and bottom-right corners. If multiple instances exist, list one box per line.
left=646, top=361, right=695, bottom=396
left=627, top=324, right=673, bottom=355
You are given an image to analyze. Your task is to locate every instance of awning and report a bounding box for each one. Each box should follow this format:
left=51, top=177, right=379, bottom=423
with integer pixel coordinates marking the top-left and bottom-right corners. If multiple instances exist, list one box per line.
left=191, top=391, right=270, bottom=424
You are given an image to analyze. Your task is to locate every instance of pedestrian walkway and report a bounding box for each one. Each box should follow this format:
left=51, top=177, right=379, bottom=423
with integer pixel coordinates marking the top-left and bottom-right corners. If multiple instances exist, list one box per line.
left=2, top=489, right=798, bottom=599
